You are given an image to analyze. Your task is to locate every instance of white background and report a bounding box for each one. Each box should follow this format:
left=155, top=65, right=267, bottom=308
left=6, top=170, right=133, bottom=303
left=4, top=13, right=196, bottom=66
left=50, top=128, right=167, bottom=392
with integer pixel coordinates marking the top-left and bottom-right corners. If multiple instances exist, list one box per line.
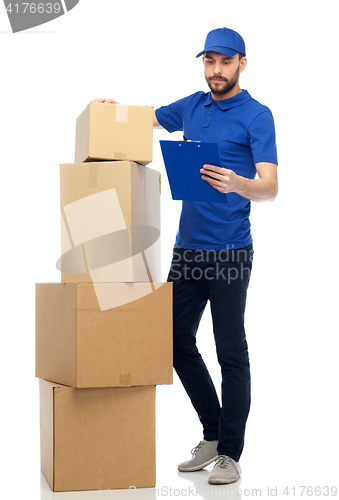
left=1, top=1, right=338, bottom=499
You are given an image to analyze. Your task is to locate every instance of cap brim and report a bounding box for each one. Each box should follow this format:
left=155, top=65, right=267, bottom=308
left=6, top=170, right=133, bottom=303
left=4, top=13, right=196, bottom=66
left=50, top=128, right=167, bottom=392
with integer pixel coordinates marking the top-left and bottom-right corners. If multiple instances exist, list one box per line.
left=196, top=46, right=239, bottom=58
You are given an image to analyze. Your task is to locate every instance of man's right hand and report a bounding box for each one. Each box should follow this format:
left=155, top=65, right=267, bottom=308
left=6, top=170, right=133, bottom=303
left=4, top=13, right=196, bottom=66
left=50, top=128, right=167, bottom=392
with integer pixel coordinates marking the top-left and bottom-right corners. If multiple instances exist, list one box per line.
left=92, top=98, right=120, bottom=104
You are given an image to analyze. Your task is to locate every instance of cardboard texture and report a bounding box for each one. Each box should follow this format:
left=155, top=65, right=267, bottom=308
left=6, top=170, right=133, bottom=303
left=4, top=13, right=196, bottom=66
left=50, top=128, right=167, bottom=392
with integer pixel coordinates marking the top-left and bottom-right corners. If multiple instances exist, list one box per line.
left=40, top=379, right=156, bottom=492
left=75, top=102, right=153, bottom=165
left=59, top=161, right=161, bottom=284
left=35, top=282, right=173, bottom=388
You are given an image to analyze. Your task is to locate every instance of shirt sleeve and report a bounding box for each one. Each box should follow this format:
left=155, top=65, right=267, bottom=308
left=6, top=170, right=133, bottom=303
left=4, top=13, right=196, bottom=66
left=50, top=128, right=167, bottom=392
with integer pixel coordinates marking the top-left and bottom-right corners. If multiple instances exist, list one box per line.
left=155, top=96, right=189, bottom=133
left=248, top=110, right=278, bottom=165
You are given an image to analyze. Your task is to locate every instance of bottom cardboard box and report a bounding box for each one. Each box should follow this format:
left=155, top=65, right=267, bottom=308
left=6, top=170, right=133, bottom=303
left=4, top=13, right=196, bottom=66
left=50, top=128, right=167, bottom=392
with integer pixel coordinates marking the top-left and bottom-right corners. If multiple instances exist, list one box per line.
left=40, top=379, right=156, bottom=492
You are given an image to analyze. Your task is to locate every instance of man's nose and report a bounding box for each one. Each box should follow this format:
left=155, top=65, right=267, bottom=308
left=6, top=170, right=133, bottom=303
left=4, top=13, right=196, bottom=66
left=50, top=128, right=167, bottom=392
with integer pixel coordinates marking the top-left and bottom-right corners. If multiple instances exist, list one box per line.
left=213, top=63, right=222, bottom=74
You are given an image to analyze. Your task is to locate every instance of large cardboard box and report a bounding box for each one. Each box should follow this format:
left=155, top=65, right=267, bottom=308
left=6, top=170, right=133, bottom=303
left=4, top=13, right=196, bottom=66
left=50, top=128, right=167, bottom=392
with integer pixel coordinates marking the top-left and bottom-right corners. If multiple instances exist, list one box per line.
left=59, top=161, right=161, bottom=284
left=40, top=379, right=156, bottom=492
left=75, top=102, right=153, bottom=165
left=35, top=282, right=173, bottom=388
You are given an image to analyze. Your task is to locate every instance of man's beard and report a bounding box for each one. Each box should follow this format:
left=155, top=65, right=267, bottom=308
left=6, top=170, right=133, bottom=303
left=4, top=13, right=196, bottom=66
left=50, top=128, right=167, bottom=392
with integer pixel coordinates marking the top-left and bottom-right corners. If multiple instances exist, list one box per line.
left=205, top=66, right=240, bottom=96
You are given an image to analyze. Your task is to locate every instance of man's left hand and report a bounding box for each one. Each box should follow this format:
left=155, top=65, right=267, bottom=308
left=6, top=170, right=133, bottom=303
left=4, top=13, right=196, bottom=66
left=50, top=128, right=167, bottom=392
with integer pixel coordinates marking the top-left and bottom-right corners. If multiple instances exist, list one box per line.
left=200, top=164, right=243, bottom=194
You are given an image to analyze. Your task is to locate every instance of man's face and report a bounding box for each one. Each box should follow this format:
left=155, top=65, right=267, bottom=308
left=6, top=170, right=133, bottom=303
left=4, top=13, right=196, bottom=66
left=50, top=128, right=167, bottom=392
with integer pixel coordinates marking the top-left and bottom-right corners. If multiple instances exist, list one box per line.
left=203, top=51, right=246, bottom=99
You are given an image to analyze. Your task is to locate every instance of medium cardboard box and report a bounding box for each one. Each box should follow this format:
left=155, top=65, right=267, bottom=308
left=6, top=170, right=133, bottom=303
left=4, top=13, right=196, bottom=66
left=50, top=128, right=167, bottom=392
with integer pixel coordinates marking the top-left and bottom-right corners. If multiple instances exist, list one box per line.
left=75, top=102, right=153, bottom=165
left=35, top=282, right=173, bottom=388
left=59, top=161, right=161, bottom=284
left=40, top=379, right=156, bottom=492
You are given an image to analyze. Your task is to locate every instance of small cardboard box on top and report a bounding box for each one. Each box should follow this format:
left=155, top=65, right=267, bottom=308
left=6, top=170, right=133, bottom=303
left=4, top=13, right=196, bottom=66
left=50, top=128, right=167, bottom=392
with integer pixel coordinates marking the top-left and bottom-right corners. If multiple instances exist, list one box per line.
left=35, top=281, right=173, bottom=388
left=59, top=161, right=161, bottom=284
left=40, top=379, right=156, bottom=492
left=75, top=102, right=153, bottom=165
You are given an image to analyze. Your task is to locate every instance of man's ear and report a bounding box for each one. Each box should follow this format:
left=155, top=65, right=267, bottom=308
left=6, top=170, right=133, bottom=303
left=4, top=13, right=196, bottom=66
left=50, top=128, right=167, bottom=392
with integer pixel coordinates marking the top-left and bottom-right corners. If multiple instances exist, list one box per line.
left=239, top=57, right=247, bottom=73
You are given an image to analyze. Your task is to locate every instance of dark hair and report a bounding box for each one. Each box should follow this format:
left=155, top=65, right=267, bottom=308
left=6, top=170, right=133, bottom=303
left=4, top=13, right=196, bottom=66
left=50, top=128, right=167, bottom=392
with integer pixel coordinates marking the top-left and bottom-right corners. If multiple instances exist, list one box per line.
left=238, top=52, right=245, bottom=60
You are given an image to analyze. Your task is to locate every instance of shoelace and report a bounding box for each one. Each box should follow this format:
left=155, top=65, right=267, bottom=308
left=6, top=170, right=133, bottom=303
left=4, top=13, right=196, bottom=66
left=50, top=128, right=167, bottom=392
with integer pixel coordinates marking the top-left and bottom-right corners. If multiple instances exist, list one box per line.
left=214, top=455, right=231, bottom=469
left=190, top=441, right=204, bottom=457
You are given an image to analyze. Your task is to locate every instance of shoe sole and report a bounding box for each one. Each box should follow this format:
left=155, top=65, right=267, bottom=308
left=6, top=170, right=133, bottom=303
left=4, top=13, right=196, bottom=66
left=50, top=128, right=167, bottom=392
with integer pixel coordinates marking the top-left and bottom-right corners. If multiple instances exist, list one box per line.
left=208, top=478, right=238, bottom=485
left=208, top=475, right=240, bottom=485
left=178, top=455, right=219, bottom=472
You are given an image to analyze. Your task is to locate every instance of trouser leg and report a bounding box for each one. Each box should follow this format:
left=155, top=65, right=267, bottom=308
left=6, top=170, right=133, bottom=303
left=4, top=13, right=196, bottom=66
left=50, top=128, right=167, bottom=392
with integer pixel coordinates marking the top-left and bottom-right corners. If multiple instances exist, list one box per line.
left=206, top=248, right=252, bottom=462
left=168, top=248, right=220, bottom=441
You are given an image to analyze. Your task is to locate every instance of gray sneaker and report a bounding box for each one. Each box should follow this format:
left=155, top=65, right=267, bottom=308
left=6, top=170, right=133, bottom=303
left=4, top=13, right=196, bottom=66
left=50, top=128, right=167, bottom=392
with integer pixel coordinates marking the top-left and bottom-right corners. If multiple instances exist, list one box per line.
left=208, top=455, right=242, bottom=484
left=178, top=439, right=218, bottom=472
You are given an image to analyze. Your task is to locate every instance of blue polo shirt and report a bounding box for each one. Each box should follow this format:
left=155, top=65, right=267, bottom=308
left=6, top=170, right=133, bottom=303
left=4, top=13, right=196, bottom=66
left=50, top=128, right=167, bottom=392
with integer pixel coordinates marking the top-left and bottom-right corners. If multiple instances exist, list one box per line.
left=155, top=90, right=278, bottom=250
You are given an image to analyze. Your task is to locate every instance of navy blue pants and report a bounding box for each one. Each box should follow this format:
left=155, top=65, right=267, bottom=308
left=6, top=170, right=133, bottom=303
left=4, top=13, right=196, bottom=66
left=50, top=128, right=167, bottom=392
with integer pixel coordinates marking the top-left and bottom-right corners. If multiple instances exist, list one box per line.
left=168, top=245, right=253, bottom=462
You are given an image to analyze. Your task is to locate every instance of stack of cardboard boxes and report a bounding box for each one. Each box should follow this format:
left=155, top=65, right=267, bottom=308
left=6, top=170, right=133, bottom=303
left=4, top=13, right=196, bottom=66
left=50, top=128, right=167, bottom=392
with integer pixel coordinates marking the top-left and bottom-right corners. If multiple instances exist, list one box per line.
left=35, top=102, right=173, bottom=492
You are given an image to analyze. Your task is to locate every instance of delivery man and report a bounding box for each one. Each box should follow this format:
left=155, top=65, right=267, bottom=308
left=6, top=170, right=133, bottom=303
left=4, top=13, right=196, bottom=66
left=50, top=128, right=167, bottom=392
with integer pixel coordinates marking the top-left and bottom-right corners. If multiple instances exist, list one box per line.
left=95, top=26, right=278, bottom=485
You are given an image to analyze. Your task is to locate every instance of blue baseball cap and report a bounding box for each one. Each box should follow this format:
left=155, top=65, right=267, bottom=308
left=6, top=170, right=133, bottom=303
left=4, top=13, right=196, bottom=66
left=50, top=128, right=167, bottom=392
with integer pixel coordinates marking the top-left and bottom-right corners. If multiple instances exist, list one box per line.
left=196, top=27, right=246, bottom=58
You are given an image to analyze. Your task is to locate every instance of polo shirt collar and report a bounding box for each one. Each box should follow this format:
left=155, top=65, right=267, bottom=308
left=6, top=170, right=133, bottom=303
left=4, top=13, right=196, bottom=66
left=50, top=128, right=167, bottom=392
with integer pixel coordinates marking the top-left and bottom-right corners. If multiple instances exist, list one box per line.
left=205, top=89, right=252, bottom=110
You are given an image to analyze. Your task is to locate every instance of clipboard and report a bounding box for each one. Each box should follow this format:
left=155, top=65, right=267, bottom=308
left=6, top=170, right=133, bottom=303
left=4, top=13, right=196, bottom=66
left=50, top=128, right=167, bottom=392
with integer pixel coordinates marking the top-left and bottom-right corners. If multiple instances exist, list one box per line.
left=159, top=140, right=229, bottom=203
